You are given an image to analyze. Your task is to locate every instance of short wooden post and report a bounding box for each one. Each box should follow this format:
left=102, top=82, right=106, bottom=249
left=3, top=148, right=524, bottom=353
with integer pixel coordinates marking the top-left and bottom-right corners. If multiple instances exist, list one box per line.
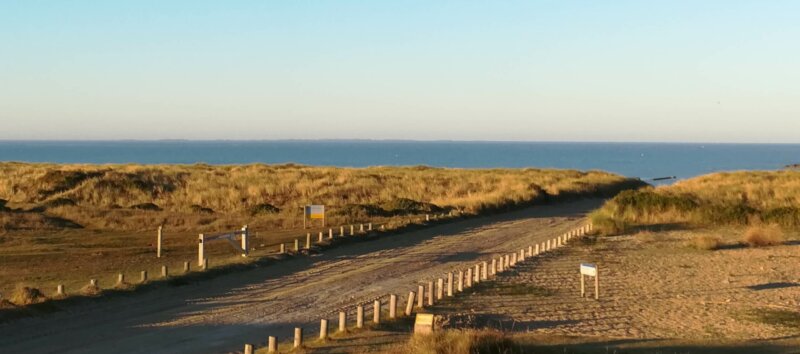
left=268, top=336, right=277, bottom=352
left=328, top=228, right=333, bottom=239
left=350, top=224, right=354, bottom=235
left=140, top=270, right=148, bottom=283
left=359, top=224, right=364, bottom=233
left=474, top=264, right=480, bottom=283
left=244, top=344, right=253, bottom=354
left=320, top=319, right=328, bottom=339
left=417, top=285, right=425, bottom=308
left=89, top=279, right=97, bottom=287
left=373, top=300, right=381, bottom=324
left=491, top=258, right=497, bottom=275
left=117, top=273, right=125, bottom=285
left=241, top=225, right=248, bottom=256
left=198, top=233, right=205, bottom=266
left=457, top=270, right=464, bottom=292
left=504, top=255, right=510, bottom=269
left=481, top=261, right=488, bottom=280
left=465, top=268, right=473, bottom=288
left=161, top=265, right=168, bottom=278
left=356, top=305, right=364, bottom=328
left=305, top=233, right=311, bottom=249
left=280, top=243, right=285, bottom=254
left=436, top=278, right=444, bottom=300
left=389, top=294, right=397, bottom=318
left=157, top=225, right=163, bottom=258
left=368, top=223, right=373, bottom=231
left=535, top=244, right=540, bottom=255
left=202, top=258, right=208, bottom=270
left=595, top=266, right=600, bottom=300
left=294, top=327, right=303, bottom=348
left=580, top=273, right=585, bottom=297
left=528, top=245, right=533, bottom=257
left=340, top=226, right=345, bottom=236
left=447, top=272, right=454, bottom=297
left=339, top=311, right=347, bottom=332
left=511, top=252, right=517, bottom=266
left=405, top=291, right=415, bottom=316
left=520, top=249, right=525, bottom=262
left=546, top=239, right=551, bottom=251
left=184, top=261, right=190, bottom=273
left=427, top=281, right=434, bottom=306
left=294, top=239, right=299, bottom=251
left=541, top=242, right=545, bottom=253
left=56, top=284, right=64, bottom=296
left=318, top=232, right=323, bottom=243
left=497, top=257, right=504, bottom=273
left=426, top=214, right=430, bottom=221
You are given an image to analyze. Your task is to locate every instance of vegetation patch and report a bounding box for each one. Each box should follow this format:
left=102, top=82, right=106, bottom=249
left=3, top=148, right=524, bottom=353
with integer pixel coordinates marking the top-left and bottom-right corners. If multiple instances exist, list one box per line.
left=380, top=198, right=444, bottom=216
left=189, top=204, right=214, bottom=214
left=686, top=235, right=724, bottom=250
left=129, top=203, right=162, bottom=211
left=248, top=203, right=280, bottom=216
left=744, top=309, right=800, bottom=328
left=387, top=329, right=523, bottom=354
left=10, top=285, right=47, bottom=306
left=743, top=225, right=785, bottom=247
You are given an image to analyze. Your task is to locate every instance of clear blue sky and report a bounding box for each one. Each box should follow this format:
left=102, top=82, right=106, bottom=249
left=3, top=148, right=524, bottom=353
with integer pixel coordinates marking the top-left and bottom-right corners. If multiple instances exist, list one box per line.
left=1, top=1, right=798, bottom=142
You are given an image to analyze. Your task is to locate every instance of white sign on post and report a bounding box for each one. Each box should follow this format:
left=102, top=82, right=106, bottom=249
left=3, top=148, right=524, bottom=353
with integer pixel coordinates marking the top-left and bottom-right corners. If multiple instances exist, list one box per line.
left=579, top=263, right=599, bottom=300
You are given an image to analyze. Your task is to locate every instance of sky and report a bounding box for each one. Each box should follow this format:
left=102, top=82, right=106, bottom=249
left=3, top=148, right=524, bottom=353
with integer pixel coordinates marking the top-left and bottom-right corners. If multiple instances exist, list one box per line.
left=1, top=1, right=799, bottom=143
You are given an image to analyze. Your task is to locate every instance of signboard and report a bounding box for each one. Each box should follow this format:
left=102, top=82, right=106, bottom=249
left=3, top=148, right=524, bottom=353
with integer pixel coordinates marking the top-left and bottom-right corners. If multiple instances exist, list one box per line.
left=413, top=313, right=434, bottom=335
left=306, top=205, right=325, bottom=219
left=580, top=263, right=597, bottom=277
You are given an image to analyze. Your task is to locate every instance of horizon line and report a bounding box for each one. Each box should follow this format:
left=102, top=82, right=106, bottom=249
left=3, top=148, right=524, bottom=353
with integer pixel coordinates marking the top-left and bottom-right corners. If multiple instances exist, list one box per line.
left=1, top=139, right=800, bottom=145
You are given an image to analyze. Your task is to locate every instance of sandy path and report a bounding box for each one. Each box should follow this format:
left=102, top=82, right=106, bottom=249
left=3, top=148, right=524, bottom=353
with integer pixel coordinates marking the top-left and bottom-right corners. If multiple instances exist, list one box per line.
left=0, top=199, right=599, bottom=354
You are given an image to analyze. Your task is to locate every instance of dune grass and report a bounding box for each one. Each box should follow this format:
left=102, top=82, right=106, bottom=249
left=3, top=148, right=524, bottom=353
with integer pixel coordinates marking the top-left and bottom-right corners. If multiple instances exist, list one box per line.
left=0, top=162, right=641, bottom=231
left=591, top=171, right=800, bottom=235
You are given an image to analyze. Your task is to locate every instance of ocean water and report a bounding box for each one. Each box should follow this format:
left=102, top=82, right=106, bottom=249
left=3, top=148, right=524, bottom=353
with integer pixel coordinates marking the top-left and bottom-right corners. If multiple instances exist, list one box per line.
left=1, top=141, right=798, bottom=182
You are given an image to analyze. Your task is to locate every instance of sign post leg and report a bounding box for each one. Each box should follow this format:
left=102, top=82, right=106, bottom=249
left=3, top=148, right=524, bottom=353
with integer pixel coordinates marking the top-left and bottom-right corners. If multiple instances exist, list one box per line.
left=580, top=274, right=585, bottom=298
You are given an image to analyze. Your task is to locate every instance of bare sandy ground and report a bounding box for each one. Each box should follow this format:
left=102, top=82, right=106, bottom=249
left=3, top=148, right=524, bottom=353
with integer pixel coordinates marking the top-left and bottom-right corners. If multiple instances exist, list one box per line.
left=0, top=199, right=599, bottom=354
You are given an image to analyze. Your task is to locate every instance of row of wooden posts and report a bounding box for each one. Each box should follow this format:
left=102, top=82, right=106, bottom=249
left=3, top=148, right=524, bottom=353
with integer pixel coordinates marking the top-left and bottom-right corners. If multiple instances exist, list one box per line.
left=38, top=213, right=454, bottom=303
left=241, top=223, right=593, bottom=353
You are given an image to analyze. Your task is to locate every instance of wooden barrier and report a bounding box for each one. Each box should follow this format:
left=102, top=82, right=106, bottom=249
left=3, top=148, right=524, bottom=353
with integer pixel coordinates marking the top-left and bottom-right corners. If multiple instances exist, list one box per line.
left=389, top=294, right=397, bottom=318
left=405, top=291, right=415, bottom=316
left=510, top=253, right=517, bottom=267
left=339, top=311, right=347, bottom=332
left=320, top=319, right=328, bottom=339
left=491, top=258, right=497, bottom=275
left=340, top=226, right=345, bottom=237
left=117, top=273, right=124, bottom=285
left=474, top=264, right=480, bottom=283
left=56, top=284, right=64, bottom=296
left=528, top=245, right=533, bottom=257
left=497, top=257, right=503, bottom=273
left=373, top=300, right=381, bottom=324
left=535, top=244, right=540, bottom=255
left=447, top=272, right=454, bottom=297
left=294, top=327, right=303, bottom=348
left=357, top=305, right=364, bottom=328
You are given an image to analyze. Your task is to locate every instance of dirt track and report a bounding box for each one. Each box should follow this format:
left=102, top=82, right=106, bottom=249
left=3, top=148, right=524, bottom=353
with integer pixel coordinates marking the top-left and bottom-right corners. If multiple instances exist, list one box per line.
left=0, top=200, right=599, bottom=354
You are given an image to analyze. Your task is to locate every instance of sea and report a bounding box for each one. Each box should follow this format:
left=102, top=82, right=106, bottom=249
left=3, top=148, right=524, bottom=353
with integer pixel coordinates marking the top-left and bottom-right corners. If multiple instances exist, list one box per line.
left=1, top=141, right=798, bottom=184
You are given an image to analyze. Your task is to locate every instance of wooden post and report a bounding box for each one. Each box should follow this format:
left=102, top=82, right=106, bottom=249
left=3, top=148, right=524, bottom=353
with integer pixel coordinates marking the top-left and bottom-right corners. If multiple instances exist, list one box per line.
left=140, top=271, right=148, bottom=283
left=447, top=272, right=454, bottom=297
left=244, top=344, right=253, bottom=354
left=405, top=291, right=415, bottom=316
left=157, top=225, right=163, bottom=258
left=280, top=244, right=285, bottom=254
left=56, top=284, right=64, bottom=296
left=241, top=225, right=248, bottom=256
left=491, top=258, right=497, bottom=275
left=356, top=305, right=364, bottom=328
left=474, top=264, right=480, bottom=283
left=318, top=232, right=323, bottom=243
left=436, top=278, right=444, bottom=300
left=198, top=233, right=205, bottom=267
left=339, top=311, right=347, bottom=332
left=328, top=228, right=333, bottom=239
left=305, top=233, right=311, bottom=249
left=541, top=242, right=545, bottom=253
left=294, top=239, right=299, bottom=251
left=268, top=336, right=277, bottom=352
left=481, top=261, right=488, bottom=280
left=360, top=224, right=364, bottom=233
left=520, top=249, right=525, bottom=262
left=350, top=225, right=355, bottom=236
left=320, top=319, right=328, bottom=339
left=117, top=273, right=124, bottom=285
left=535, top=244, right=540, bottom=255
left=373, top=300, right=381, bottom=324
left=546, top=239, right=551, bottom=251
left=465, top=268, right=472, bottom=288
left=457, top=270, right=464, bottom=292
left=497, top=257, right=504, bottom=273
left=389, top=294, right=397, bottom=318
left=294, top=327, right=303, bottom=348
left=580, top=273, right=585, bottom=297
left=89, top=279, right=97, bottom=287
left=504, top=255, right=510, bottom=269
left=202, top=258, right=208, bottom=271
left=184, top=261, right=190, bottom=273
left=595, top=266, right=600, bottom=300
left=161, top=265, right=168, bottom=278
left=368, top=223, right=373, bottom=231
left=510, top=253, right=517, bottom=267
left=528, top=245, right=533, bottom=257
left=426, top=214, right=430, bottom=221
left=340, top=226, right=345, bottom=237
left=427, top=281, right=434, bottom=306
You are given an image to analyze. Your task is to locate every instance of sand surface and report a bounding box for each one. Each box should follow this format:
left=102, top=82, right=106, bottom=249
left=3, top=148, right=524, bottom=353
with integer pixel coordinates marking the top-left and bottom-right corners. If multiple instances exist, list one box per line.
left=0, top=200, right=599, bottom=354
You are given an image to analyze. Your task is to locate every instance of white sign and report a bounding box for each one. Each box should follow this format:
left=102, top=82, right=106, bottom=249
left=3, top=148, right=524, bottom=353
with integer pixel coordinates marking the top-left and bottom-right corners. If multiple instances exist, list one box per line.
left=580, top=263, right=597, bottom=277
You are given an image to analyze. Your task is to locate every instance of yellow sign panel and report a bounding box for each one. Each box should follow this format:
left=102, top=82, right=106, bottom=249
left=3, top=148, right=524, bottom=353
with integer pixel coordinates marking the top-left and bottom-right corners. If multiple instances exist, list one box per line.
left=415, top=313, right=434, bottom=326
